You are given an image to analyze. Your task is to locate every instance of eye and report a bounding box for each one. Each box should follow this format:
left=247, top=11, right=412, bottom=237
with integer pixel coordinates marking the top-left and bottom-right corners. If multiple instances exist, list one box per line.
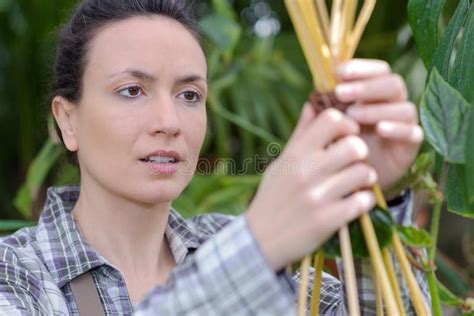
left=118, top=85, right=144, bottom=98
left=179, top=90, right=202, bottom=104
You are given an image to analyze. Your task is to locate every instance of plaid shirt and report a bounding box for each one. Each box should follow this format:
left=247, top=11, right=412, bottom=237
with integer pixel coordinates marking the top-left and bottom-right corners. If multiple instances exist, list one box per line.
left=0, top=184, right=429, bottom=315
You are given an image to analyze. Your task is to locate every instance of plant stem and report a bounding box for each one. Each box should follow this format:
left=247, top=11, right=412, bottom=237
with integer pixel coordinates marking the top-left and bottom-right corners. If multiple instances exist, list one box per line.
left=425, top=163, right=448, bottom=316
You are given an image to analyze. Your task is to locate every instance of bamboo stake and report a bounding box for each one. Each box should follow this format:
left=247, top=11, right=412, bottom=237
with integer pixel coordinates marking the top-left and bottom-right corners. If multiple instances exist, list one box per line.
left=382, top=247, right=406, bottom=315
left=314, top=0, right=330, bottom=45
left=285, top=0, right=328, bottom=90
left=329, top=0, right=344, bottom=60
left=339, top=225, right=360, bottom=316
left=359, top=213, right=400, bottom=314
left=298, top=255, right=312, bottom=316
left=298, top=0, right=336, bottom=89
left=392, top=236, right=430, bottom=316
left=340, top=0, right=358, bottom=62
left=346, top=0, right=376, bottom=60
left=309, top=251, right=325, bottom=315
left=370, top=257, right=384, bottom=316
left=373, top=184, right=430, bottom=316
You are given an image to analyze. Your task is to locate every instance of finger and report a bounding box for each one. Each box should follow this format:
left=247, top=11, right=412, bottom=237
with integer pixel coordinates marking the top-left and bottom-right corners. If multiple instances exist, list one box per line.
left=318, top=190, right=376, bottom=230
left=304, top=108, right=360, bottom=150
left=310, top=163, right=377, bottom=204
left=336, top=59, right=391, bottom=82
left=376, top=121, right=424, bottom=143
left=346, top=102, right=418, bottom=125
left=317, top=136, right=369, bottom=176
left=335, top=74, right=407, bottom=104
left=290, top=102, right=317, bottom=141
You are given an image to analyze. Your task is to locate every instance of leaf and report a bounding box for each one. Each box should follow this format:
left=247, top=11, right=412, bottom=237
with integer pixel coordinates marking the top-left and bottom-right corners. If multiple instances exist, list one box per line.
left=408, top=0, right=446, bottom=67
left=13, top=140, right=63, bottom=219
left=438, top=280, right=464, bottom=306
left=420, top=68, right=471, bottom=163
left=467, top=107, right=474, bottom=206
left=323, top=206, right=395, bottom=258
left=396, top=225, right=431, bottom=247
left=450, top=3, right=474, bottom=103
left=0, top=220, right=35, bottom=233
left=445, top=164, right=474, bottom=219
left=430, top=0, right=470, bottom=79
left=199, top=14, right=241, bottom=59
left=211, top=0, right=237, bottom=22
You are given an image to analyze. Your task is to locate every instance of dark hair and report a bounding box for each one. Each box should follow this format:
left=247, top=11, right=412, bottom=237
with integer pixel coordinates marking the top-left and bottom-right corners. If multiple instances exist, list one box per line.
left=51, top=0, right=202, bottom=165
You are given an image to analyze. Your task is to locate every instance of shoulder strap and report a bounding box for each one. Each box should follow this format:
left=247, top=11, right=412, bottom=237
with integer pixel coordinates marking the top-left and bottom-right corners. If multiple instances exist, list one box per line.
left=70, top=271, right=106, bottom=315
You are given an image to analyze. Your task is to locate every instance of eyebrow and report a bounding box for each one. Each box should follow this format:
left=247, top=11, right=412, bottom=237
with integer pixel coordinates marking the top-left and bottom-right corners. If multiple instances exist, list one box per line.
left=108, top=69, right=156, bottom=81
left=107, top=68, right=207, bottom=84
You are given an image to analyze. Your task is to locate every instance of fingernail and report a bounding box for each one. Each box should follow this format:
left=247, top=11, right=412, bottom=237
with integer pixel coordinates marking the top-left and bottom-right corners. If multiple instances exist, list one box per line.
left=369, top=169, right=378, bottom=183
left=359, top=192, right=375, bottom=209
left=336, top=63, right=351, bottom=77
left=378, top=121, right=393, bottom=134
left=346, top=106, right=362, bottom=119
left=335, top=83, right=361, bottom=101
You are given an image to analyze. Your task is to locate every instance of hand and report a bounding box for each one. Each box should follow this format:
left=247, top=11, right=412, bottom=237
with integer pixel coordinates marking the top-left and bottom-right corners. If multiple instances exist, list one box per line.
left=335, top=59, right=424, bottom=191
left=246, top=106, right=377, bottom=272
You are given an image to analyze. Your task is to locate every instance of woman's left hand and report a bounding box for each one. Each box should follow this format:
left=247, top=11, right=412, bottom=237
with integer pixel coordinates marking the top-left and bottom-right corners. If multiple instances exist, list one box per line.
left=334, top=59, right=424, bottom=192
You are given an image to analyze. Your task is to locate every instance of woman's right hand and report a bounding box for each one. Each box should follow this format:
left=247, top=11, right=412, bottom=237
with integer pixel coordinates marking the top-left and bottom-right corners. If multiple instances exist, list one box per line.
left=246, top=104, right=377, bottom=271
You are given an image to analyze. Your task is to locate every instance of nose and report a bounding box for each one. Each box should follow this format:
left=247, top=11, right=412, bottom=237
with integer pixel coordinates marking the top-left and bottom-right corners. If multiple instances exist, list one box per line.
left=148, top=95, right=181, bottom=137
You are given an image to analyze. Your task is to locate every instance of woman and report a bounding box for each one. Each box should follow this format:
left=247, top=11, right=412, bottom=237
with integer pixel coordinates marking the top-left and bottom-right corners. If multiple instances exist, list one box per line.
left=0, top=0, right=428, bottom=315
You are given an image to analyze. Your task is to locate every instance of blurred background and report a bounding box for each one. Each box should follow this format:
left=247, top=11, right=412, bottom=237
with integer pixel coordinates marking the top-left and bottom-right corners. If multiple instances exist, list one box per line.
left=0, top=0, right=471, bottom=312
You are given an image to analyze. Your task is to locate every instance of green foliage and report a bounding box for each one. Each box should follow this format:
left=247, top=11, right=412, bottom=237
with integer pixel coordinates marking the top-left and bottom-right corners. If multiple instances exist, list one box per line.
left=13, top=140, right=64, bottom=219
left=408, top=0, right=446, bottom=67
left=396, top=225, right=431, bottom=247
left=323, top=207, right=395, bottom=258
left=0, top=220, right=35, bottom=233
left=430, top=0, right=469, bottom=79
left=420, top=69, right=470, bottom=164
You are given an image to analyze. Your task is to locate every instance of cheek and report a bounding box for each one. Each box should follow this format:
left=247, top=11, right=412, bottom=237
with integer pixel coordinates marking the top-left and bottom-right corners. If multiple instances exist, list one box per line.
left=187, top=109, right=207, bottom=154
left=76, top=105, right=139, bottom=165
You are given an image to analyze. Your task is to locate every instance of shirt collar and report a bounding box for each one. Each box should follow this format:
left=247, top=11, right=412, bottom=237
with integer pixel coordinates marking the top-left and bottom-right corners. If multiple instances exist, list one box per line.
left=36, top=184, right=200, bottom=288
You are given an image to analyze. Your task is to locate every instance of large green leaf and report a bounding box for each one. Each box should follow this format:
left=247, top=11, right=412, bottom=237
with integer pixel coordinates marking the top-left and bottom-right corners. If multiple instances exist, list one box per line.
left=408, top=0, right=446, bottom=67
left=467, top=111, right=474, bottom=207
left=450, top=3, right=474, bottom=103
left=420, top=69, right=471, bottom=163
left=430, top=0, right=470, bottom=79
left=445, top=164, right=474, bottom=219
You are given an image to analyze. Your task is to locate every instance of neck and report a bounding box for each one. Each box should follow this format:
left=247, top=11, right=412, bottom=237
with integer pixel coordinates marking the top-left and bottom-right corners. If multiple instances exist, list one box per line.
left=72, top=178, right=175, bottom=279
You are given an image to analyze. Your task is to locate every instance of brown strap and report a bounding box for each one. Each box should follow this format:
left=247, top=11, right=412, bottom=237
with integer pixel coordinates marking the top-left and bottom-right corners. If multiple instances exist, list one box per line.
left=70, top=271, right=105, bottom=316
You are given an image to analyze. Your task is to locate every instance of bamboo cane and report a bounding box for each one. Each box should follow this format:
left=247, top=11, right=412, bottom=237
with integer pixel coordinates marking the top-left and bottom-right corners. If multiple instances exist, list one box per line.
left=298, top=255, right=312, bottom=315
left=309, top=251, right=325, bottom=315
left=339, top=225, right=360, bottom=316
left=382, top=247, right=406, bottom=315
left=345, top=0, right=376, bottom=60
left=295, top=2, right=362, bottom=315
left=373, top=184, right=430, bottom=316
left=285, top=1, right=429, bottom=315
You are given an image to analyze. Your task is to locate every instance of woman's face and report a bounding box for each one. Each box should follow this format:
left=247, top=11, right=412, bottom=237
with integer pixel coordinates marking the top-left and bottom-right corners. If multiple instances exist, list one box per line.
left=63, top=16, right=207, bottom=204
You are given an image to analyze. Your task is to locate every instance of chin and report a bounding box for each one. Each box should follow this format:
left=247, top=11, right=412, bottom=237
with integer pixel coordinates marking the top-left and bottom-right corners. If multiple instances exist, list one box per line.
left=132, top=183, right=185, bottom=205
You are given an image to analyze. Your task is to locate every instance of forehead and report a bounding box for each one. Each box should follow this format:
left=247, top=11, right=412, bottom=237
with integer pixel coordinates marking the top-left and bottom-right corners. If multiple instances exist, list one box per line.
left=85, top=15, right=207, bottom=80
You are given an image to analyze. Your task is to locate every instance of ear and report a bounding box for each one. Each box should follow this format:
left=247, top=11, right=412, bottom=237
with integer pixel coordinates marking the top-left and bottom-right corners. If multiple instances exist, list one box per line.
left=51, top=96, right=79, bottom=152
